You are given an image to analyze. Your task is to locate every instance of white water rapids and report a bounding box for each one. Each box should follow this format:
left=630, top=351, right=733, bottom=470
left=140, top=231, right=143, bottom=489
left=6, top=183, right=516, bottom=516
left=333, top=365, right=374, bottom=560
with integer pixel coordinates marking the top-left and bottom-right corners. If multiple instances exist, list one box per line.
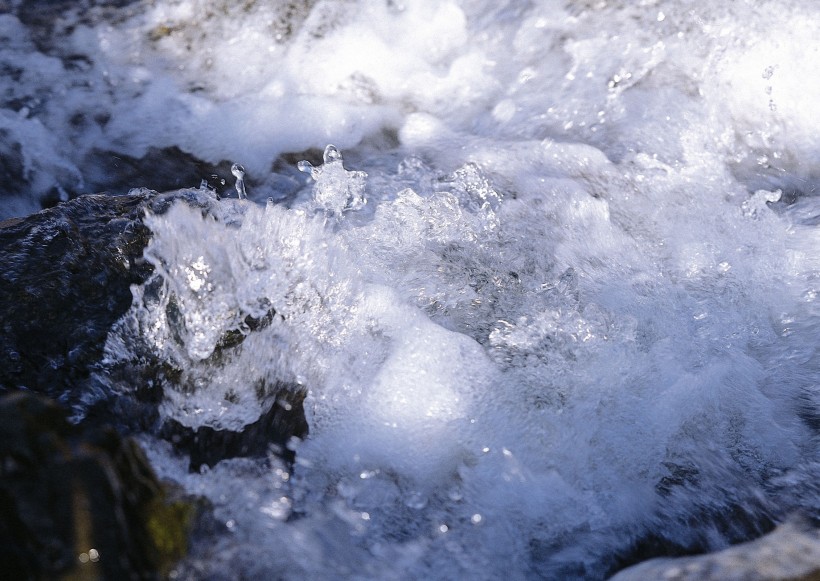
left=2, top=0, right=819, bottom=578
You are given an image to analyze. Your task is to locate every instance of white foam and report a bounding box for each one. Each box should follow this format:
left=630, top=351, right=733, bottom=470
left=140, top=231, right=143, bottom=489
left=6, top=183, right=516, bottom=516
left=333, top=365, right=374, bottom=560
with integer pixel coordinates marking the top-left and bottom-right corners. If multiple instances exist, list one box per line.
left=5, top=0, right=820, bottom=578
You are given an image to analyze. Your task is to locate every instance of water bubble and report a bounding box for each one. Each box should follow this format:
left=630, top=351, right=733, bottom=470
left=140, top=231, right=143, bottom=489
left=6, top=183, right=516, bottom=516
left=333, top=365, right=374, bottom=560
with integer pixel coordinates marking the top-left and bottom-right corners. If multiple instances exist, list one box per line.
left=404, top=491, right=428, bottom=509
left=447, top=485, right=463, bottom=501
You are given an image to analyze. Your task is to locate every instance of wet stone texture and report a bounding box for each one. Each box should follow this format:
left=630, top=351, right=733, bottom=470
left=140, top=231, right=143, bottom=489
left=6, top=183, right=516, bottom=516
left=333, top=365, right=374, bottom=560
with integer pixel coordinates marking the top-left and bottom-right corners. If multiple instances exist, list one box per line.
left=609, top=520, right=820, bottom=581
left=0, top=391, right=201, bottom=580
left=0, top=191, right=155, bottom=400
left=160, top=388, right=308, bottom=472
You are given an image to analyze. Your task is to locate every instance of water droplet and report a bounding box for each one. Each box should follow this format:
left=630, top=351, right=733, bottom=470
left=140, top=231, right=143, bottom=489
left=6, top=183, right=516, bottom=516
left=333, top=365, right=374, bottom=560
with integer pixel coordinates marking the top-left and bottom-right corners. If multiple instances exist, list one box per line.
left=323, top=144, right=342, bottom=163
left=231, top=163, right=247, bottom=199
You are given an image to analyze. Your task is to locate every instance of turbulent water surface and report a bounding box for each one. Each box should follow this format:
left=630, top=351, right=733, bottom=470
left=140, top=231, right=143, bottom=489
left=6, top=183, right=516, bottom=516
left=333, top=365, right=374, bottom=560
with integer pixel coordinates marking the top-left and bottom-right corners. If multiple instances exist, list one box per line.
left=2, top=0, right=820, bottom=579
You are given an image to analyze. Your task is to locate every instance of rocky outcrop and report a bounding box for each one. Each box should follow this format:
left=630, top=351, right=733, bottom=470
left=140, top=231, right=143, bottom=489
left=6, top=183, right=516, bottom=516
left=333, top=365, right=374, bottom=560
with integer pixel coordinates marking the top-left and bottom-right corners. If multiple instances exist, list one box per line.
left=160, top=388, right=309, bottom=471
left=609, top=520, right=820, bottom=581
left=0, top=191, right=155, bottom=398
left=0, top=189, right=308, bottom=460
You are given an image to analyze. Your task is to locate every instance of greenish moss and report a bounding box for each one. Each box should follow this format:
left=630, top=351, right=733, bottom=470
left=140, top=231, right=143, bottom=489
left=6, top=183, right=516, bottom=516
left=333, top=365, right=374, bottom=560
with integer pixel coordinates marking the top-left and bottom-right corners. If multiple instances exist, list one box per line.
left=145, top=496, right=195, bottom=570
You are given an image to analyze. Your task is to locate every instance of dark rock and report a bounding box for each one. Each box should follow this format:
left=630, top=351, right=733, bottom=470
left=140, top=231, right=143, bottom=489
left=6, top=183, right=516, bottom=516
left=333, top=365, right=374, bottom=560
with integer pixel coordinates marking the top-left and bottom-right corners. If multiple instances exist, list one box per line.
left=160, top=386, right=309, bottom=472
left=0, top=191, right=155, bottom=399
left=101, top=298, right=310, bottom=470
left=0, top=391, right=200, bottom=580
left=605, top=462, right=779, bottom=577
left=79, top=146, right=236, bottom=200
left=0, top=188, right=223, bottom=401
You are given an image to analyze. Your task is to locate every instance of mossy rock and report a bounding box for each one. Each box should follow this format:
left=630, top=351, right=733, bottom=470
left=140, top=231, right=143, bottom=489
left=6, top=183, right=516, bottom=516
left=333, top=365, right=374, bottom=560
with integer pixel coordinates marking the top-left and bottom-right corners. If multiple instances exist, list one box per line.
left=0, top=392, right=202, bottom=580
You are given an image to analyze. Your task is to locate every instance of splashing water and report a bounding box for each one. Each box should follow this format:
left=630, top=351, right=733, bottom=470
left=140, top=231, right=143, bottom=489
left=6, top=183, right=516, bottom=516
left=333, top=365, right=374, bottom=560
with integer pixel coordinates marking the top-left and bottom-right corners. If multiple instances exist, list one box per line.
left=231, top=163, right=247, bottom=200
left=3, top=0, right=820, bottom=578
left=299, top=144, right=368, bottom=216
left=108, top=140, right=820, bottom=578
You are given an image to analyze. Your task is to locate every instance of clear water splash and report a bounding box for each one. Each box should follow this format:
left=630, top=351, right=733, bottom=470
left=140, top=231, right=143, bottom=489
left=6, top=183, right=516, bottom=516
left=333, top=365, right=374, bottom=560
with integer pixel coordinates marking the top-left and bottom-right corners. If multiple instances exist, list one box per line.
left=298, top=145, right=367, bottom=216
left=26, top=0, right=820, bottom=578
left=232, top=163, right=247, bottom=200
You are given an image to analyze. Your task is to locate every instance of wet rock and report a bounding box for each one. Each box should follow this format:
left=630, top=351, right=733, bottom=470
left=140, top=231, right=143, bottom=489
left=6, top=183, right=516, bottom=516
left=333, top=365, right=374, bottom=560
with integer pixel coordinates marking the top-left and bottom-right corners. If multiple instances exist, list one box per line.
left=103, top=303, right=310, bottom=470
left=0, top=191, right=155, bottom=399
left=160, top=387, right=309, bottom=472
left=0, top=189, right=310, bottom=472
left=605, top=462, right=782, bottom=577
left=0, top=391, right=201, bottom=580
left=0, top=188, right=229, bottom=400
left=79, top=147, right=236, bottom=200
left=608, top=519, right=820, bottom=581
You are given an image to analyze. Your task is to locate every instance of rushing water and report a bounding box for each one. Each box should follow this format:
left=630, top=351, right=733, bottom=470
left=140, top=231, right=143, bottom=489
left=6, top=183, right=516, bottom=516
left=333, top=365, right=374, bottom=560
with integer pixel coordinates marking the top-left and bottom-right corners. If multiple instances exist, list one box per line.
left=2, top=0, right=820, bottom=579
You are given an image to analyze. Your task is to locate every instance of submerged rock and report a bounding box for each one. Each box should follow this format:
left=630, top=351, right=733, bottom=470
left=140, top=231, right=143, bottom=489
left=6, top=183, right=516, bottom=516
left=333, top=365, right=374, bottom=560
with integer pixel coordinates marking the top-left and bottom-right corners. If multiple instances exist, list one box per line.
left=0, top=391, right=201, bottom=580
